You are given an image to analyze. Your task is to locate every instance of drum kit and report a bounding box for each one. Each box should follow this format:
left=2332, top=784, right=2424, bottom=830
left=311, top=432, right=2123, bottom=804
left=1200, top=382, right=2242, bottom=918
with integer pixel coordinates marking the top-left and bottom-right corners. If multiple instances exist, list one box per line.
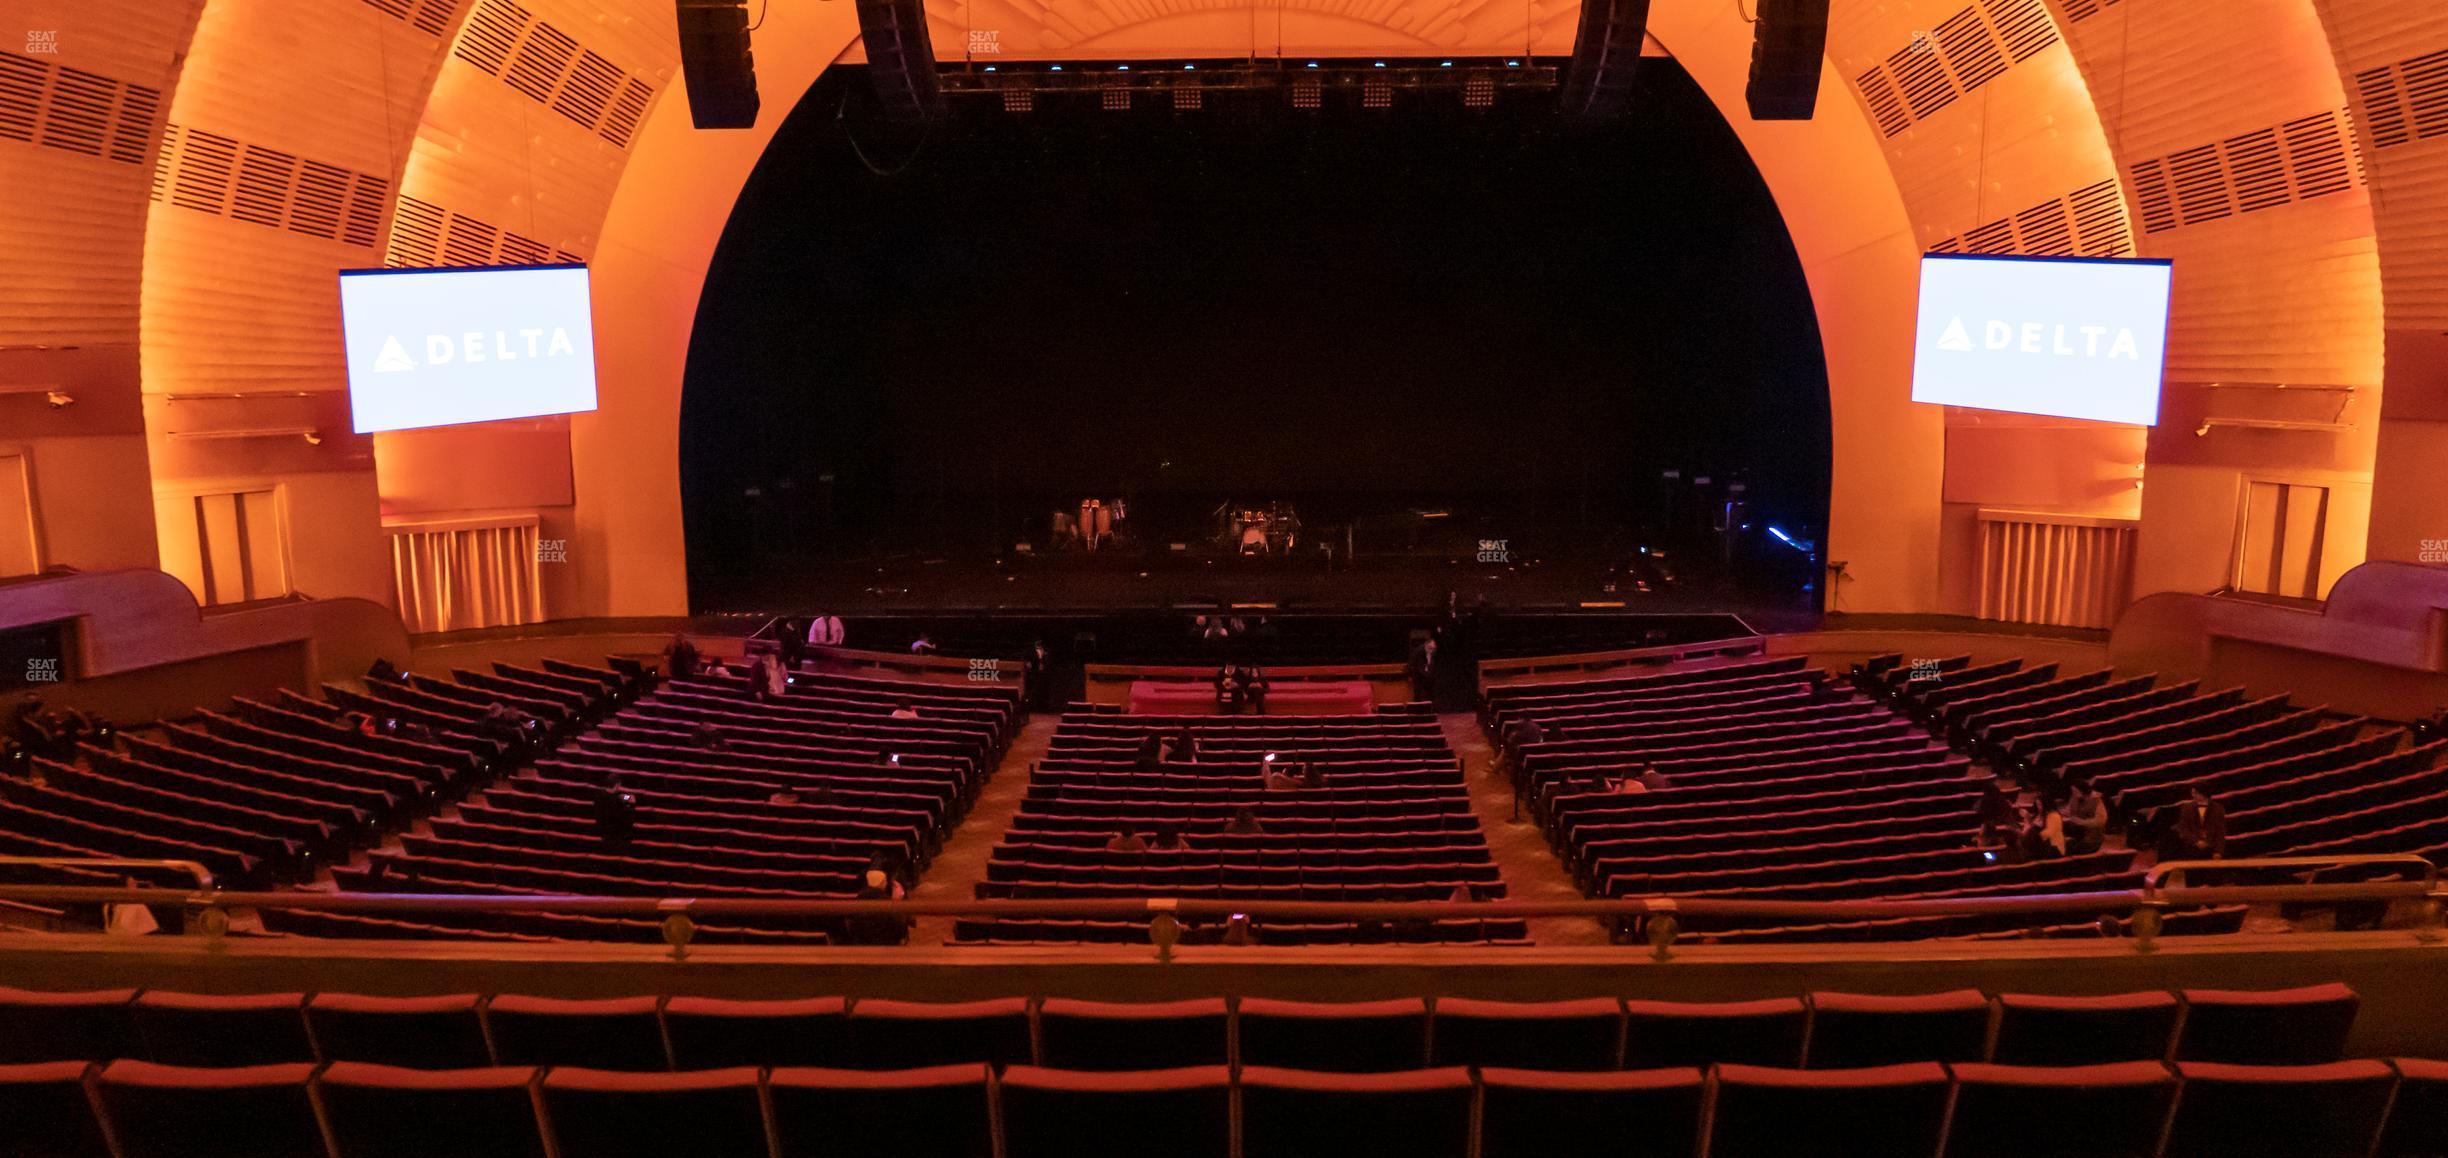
left=1222, top=501, right=1302, bottom=556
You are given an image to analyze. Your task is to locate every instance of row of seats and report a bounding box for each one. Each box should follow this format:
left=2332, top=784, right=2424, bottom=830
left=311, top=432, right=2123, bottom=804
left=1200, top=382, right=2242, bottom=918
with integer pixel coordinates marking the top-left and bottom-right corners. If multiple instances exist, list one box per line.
left=0, top=985, right=2360, bottom=1073
left=10, top=1055, right=2446, bottom=1158
left=966, top=711, right=1508, bottom=944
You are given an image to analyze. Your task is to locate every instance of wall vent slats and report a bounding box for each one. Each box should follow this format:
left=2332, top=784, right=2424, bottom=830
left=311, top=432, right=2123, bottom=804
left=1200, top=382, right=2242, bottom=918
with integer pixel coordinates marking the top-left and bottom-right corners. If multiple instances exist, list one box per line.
left=155, top=124, right=388, bottom=248
left=0, top=55, right=167, bottom=168
left=1929, top=178, right=2135, bottom=259
left=1853, top=0, right=2059, bottom=138
left=451, top=0, right=656, bottom=150
left=2123, top=109, right=2362, bottom=235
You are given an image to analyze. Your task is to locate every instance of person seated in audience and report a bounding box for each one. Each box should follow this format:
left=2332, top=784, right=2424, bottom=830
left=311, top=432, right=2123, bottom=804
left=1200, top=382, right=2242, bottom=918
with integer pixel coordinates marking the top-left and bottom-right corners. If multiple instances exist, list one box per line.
left=1974, top=779, right=2021, bottom=847
left=1263, top=758, right=1299, bottom=790
left=594, top=773, right=637, bottom=851
left=1136, top=732, right=1166, bottom=771
left=1106, top=830, right=1149, bottom=853
left=1224, top=805, right=1264, bottom=835
left=745, top=652, right=787, bottom=701
left=1236, top=666, right=1270, bottom=715
left=1169, top=726, right=1198, bottom=762
left=364, top=657, right=404, bottom=684
left=1150, top=824, right=1188, bottom=852
left=1214, top=665, right=1242, bottom=714
left=909, top=633, right=937, bottom=655
left=2061, top=779, right=2109, bottom=854
left=1298, top=762, right=1327, bottom=790
left=394, top=718, right=436, bottom=744
left=1407, top=639, right=1437, bottom=703
left=888, top=700, right=920, bottom=720
left=1606, top=773, right=1648, bottom=795
left=339, top=709, right=377, bottom=737
left=1221, top=913, right=1255, bottom=946
left=662, top=633, right=702, bottom=680
left=2160, top=783, right=2229, bottom=862
left=103, top=876, right=161, bottom=937
left=1638, top=767, right=1671, bottom=791
left=843, top=868, right=909, bottom=945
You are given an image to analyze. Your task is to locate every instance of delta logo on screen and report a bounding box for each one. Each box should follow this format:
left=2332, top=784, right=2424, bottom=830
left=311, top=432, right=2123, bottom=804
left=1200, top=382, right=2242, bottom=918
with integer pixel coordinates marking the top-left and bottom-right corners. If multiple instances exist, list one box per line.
left=1910, top=253, right=2172, bottom=426
left=339, top=264, right=600, bottom=434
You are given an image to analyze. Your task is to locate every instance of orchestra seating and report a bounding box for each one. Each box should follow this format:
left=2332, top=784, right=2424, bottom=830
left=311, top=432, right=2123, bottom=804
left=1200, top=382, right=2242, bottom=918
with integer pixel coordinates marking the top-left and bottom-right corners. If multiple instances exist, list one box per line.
left=957, top=711, right=1520, bottom=946
left=0, top=985, right=2438, bottom=1157
left=1490, top=654, right=2448, bottom=941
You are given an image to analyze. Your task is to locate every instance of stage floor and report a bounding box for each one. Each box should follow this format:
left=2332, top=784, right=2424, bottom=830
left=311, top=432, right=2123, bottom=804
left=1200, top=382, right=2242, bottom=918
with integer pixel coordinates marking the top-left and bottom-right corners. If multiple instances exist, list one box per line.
left=693, top=548, right=1824, bottom=628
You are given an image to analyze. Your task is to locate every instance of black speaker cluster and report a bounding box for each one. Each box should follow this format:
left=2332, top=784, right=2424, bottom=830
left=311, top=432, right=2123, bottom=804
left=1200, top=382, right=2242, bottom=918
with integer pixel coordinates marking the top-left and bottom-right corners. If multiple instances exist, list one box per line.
left=1746, top=0, right=1832, bottom=121
left=675, top=0, right=761, bottom=129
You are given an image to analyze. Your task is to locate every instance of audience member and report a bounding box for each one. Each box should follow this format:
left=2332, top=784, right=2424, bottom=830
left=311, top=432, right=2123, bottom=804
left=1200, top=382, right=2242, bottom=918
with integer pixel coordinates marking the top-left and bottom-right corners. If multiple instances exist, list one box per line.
left=2161, top=783, right=2228, bottom=862
left=1106, top=830, right=1149, bottom=853
left=2061, top=779, right=2109, bottom=854
left=662, top=634, right=702, bottom=680
left=888, top=700, right=920, bottom=720
left=1224, top=805, right=1264, bottom=835
left=1151, top=824, right=1188, bottom=852
left=594, top=773, right=637, bottom=850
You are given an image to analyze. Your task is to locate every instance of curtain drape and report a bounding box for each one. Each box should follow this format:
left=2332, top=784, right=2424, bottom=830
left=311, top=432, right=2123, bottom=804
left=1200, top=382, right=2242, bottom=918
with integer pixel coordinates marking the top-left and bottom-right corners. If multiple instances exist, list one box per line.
left=387, top=518, right=544, bottom=634
left=1977, top=510, right=2138, bottom=630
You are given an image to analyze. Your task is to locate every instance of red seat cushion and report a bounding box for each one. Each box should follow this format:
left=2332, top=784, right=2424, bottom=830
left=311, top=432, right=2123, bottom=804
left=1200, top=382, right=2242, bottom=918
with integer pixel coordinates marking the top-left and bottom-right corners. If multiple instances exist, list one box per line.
left=769, top=1064, right=992, bottom=1158
left=315, top=1062, right=546, bottom=1158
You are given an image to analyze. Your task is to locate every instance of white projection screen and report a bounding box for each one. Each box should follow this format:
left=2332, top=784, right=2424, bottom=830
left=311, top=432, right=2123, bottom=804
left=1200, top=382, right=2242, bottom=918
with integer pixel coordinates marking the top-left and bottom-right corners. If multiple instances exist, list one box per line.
left=1910, top=253, right=2173, bottom=426
left=339, top=264, right=600, bottom=434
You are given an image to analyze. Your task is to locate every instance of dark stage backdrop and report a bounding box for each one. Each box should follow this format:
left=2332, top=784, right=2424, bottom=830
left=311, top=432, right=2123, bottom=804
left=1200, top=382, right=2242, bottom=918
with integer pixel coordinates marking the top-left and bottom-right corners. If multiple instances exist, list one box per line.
left=683, top=62, right=1830, bottom=585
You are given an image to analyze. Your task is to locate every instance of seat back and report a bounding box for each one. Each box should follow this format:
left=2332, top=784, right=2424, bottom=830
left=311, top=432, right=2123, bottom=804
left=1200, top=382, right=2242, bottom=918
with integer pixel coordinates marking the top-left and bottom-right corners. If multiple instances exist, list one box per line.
left=95, top=1060, right=326, bottom=1158
left=1621, top=998, right=1808, bottom=1068
left=663, top=996, right=852, bottom=1069
left=0, top=988, right=142, bottom=1065
left=0, top=1061, right=112, bottom=1158
left=1807, top=991, right=1991, bottom=1068
left=1429, top=997, right=1622, bottom=1070
left=540, top=1067, right=767, bottom=1158
left=1036, top=998, right=1230, bottom=1070
left=2380, top=1057, right=2448, bottom=1158
left=1991, top=993, right=2180, bottom=1066
left=1478, top=1066, right=1704, bottom=1158
left=2163, top=1059, right=2397, bottom=1158
left=485, top=995, right=668, bottom=1070
left=769, top=1064, right=993, bottom=1158
left=1241, top=1066, right=1476, bottom=1158
left=2175, top=985, right=2360, bottom=1065
left=998, top=1065, right=1231, bottom=1158
left=131, top=991, right=313, bottom=1067
left=306, top=994, right=492, bottom=1069
left=847, top=998, right=1033, bottom=1069
left=1944, top=1062, right=2176, bottom=1158
left=1709, top=1062, right=1953, bottom=1158
left=1237, top=998, right=1429, bottom=1072
left=314, top=1062, right=547, bottom=1158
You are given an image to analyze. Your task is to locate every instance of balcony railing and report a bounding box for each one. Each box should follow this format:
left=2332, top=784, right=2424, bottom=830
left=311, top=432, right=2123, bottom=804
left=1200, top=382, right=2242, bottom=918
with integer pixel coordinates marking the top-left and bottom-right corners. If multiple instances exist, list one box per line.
left=0, top=854, right=2438, bottom=962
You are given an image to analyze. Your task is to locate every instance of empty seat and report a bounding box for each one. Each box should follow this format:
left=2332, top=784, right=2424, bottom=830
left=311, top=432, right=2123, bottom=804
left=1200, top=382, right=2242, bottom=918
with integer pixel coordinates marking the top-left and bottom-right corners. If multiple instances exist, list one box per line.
left=2176, top=984, right=2360, bottom=1065
left=0, top=987, right=142, bottom=1064
left=1621, top=997, right=1807, bottom=1068
left=131, top=991, right=313, bottom=1067
left=1709, top=1063, right=1953, bottom=1158
left=0, top=1060, right=111, bottom=1158
left=1479, top=1065, right=1705, bottom=1158
left=2379, top=1057, right=2448, bottom=1158
left=847, top=998, right=1033, bottom=1069
left=770, top=1064, right=993, bottom=1158
left=315, top=1062, right=547, bottom=1158
left=1242, top=1066, right=1476, bottom=1158
left=95, top=1060, right=325, bottom=1158
left=1945, top=1062, right=2177, bottom=1158
left=1430, top=997, right=1621, bottom=1070
left=1807, top=990, right=1991, bottom=1067
left=1037, top=998, right=1230, bottom=1070
left=1991, top=992, right=2181, bottom=1066
left=485, top=995, right=668, bottom=1070
left=540, top=1066, right=767, bottom=1158
left=2163, top=1060, right=2397, bottom=1158
left=999, top=1065, right=1231, bottom=1158
left=664, top=996, right=851, bottom=1069
left=306, top=993, right=492, bottom=1069
left=1237, top=998, right=1429, bottom=1072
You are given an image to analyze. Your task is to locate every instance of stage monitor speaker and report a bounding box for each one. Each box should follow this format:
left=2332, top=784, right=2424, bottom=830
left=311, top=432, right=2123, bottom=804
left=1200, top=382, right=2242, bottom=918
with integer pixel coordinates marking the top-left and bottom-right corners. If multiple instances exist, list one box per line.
left=1559, top=0, right=1654, bottom=118
left=856, top=0, right=945, bottom=124
left=675, top=0, right=760, bottom=128
left=1746, top=0, right=1830, bottom=120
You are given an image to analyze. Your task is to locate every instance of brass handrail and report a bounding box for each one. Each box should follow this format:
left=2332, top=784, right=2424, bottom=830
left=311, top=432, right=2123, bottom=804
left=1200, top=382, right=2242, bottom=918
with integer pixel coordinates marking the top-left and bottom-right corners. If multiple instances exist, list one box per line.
left=0, top=856, right=216, bottom=891
left=2146, top=853, right=2440, bottom=893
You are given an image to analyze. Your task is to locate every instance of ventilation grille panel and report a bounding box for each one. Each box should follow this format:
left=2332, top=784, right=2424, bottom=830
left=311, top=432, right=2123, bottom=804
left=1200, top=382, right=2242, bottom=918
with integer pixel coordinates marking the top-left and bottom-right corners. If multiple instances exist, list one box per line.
left=451, top=0, right=659, bottom=150
left=1850, top=0, right=2061, bottom=137
left=2353, top=47, right=2448, bottom=151
left=382, top=194, right=584, bottom=268
left=152, top=123, right=389, bottom=247
left=0, top=54, right=165, bottom=167
left=2125, top=108, right=2363, bottom=235
left=1927, top=178, right=2133, bottom=258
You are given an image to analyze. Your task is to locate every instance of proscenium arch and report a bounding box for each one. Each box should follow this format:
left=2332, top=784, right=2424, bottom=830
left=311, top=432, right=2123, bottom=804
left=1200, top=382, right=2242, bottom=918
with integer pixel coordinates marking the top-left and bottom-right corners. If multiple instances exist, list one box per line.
left=574, top=0, right=1937, bottom=617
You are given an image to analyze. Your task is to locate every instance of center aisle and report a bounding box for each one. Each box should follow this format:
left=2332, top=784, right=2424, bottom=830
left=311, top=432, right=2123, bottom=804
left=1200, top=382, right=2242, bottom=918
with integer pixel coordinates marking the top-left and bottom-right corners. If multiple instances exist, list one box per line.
left=905, top=712, right=1059, bottom=945
left=1440, top=711, right=1613, bottom=947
